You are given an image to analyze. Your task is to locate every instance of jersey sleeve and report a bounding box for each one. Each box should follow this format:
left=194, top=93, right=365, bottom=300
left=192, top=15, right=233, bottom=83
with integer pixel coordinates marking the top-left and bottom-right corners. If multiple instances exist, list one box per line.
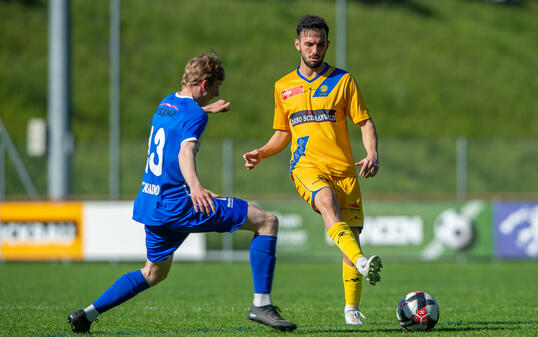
left=180, top=109, right=208, bottom=145
left=272, top=84, right=290, bottom=131
left=344, top=74, right=371, bottom=124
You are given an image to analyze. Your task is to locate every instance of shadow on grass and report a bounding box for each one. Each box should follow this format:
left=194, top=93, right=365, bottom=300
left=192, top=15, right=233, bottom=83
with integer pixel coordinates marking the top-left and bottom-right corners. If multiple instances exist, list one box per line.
left=42, top=320, right=537, bottom=336
left=42, top=325, right=273, bottom=337
left=301, top=320, right=536, bottom=334
left=433, top=320, right=537, bottom=332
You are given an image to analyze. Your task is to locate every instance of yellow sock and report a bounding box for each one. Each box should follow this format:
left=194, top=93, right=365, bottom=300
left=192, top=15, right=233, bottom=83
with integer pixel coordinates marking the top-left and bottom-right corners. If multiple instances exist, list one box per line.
left=343, top=261, right=362, bottom=307
left=327, top=222, right=364, bottom=264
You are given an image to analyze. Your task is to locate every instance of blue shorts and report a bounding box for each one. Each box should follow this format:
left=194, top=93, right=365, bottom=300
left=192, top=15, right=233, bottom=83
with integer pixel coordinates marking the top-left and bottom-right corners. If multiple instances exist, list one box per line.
left=145, top=197, right=248, bottom=262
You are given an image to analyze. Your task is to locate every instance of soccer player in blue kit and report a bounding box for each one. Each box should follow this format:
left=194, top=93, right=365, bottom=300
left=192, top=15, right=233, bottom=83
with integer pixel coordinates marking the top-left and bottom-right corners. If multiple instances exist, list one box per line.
left=67, top=52, right=296, bottom=333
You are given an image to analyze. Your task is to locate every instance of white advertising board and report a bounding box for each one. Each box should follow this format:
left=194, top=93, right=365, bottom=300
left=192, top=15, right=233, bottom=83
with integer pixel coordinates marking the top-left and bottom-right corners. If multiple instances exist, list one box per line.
left=0, top=201, right=205, bottom=261
left=84, top=202, right=206, bottom=261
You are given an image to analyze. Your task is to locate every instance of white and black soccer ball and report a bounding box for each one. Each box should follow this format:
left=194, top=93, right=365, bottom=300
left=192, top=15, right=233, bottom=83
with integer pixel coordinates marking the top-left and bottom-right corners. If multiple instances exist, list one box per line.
left=396, top=291, right=439, bottom=331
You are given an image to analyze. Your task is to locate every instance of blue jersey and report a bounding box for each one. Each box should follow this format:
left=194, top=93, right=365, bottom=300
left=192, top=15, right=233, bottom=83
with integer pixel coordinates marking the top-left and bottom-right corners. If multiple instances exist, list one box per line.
left=133, top=93, right=208, bottom=226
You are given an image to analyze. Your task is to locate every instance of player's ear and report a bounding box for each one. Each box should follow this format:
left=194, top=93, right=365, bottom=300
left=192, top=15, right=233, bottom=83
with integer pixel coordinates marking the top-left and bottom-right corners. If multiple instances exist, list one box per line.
left=200, top=79, right=209, bottom=92
left=294, top=38, right=301, bottom=51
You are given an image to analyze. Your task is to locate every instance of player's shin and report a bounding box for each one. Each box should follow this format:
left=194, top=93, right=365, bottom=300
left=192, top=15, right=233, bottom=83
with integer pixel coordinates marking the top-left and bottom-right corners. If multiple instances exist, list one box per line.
left=91, top=270, right=150, bottom=316
left=328, top=222, right=364, bottom=264
left=249, top=235, right=277, bottom=306
left=343, top=260, right=362, bottom=307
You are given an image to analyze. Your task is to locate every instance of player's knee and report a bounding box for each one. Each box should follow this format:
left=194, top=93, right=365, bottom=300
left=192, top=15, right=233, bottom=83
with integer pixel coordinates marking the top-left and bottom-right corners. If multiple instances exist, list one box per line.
left=142, top=267, right=169, bottom=287
left=147, top=271, right=168, bottom=286
left=268, top=212, right=279, bottom=233
left=314, top=189, right=335, bottom=211
left=258, top=211, right=278, bottom=236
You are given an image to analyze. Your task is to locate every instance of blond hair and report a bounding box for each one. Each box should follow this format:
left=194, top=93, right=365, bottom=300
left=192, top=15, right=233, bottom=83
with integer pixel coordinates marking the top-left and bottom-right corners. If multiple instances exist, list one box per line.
left=181, top=51, right=225, bottom=88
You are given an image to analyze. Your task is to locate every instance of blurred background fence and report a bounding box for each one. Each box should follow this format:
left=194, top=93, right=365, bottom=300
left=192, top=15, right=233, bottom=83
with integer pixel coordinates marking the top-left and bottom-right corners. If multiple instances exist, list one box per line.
left=2, top=0, right=536, bottom=201
left=2, top=134, right=536, bottom=259
left=2, top=136, right=537, bottom=200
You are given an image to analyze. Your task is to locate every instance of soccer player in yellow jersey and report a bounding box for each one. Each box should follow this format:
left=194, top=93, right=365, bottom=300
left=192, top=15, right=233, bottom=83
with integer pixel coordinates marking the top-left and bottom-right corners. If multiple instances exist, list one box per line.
left=243, top=15, right=382, bottom=326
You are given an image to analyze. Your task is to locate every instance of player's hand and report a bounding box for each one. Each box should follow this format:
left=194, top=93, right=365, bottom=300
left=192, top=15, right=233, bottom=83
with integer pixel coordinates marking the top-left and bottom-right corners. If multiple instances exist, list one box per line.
left=356, top=156, right=379, bottom=178
left=190, top=185, right=220, bottom=216
left=202, top=99, right=230, bottom=114
left=243, top=149, right=263, bottom=170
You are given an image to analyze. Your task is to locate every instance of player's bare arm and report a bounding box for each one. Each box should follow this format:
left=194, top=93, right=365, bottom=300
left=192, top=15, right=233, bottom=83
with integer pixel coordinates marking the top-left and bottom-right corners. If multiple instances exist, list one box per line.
left=243, top=129, right=291, bottom=170
left=355, top=118, right=379, bottom=179
left=202, top=99, right=230, bottom=114
left=179, top=141, right=219, bottom=215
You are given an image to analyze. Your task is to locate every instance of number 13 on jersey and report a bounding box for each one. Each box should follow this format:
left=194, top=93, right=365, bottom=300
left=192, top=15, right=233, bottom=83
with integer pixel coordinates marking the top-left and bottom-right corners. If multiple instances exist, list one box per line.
left=145, top=126, right=166, bottom=176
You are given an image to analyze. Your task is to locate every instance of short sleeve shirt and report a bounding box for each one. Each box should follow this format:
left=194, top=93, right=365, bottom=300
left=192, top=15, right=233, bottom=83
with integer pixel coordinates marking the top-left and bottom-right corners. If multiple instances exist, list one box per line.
left=273, top=64, right=370, bottom=177
left=133, top=93, right=208, bottom=226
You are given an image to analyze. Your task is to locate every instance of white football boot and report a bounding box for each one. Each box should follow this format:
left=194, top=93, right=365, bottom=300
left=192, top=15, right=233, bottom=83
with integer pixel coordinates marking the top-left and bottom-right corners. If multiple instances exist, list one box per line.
left=357, top=255, right=383, bottom=285
left=345, top=308, right=366, bottom=325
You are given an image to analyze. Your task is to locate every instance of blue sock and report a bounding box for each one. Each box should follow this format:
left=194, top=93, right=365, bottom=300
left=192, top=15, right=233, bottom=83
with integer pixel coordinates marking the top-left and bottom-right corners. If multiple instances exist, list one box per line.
left=92, top=270, right=149, bottom=314
left=249, top=235, right=277, bottom=294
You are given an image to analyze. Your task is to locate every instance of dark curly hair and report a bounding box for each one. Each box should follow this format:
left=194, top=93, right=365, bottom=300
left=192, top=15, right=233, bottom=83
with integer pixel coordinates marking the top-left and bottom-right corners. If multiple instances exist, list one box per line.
left=296, top=15, right=329, bottom=38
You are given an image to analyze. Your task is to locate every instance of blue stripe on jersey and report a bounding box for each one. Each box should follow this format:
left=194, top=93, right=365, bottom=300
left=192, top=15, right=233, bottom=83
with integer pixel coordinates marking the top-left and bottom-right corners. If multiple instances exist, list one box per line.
left=313, top=68, right=348, bottom=97
left=295, top=64, right=330, bottom=83
left=289, top=136, right=309, bottom=173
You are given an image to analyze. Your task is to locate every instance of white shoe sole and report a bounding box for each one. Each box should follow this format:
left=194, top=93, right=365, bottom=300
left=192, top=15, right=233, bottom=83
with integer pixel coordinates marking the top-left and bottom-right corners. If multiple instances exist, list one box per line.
left=363, top=255, right=383, bottom=285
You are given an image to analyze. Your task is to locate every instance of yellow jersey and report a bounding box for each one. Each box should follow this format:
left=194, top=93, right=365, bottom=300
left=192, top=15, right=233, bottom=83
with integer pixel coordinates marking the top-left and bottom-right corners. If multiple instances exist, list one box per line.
left=273, top=64, right=370, bottom=177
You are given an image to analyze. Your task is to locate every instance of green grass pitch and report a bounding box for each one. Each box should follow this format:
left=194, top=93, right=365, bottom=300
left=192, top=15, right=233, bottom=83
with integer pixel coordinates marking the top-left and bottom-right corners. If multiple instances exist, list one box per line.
left=0, top=260, right=536, bottom=336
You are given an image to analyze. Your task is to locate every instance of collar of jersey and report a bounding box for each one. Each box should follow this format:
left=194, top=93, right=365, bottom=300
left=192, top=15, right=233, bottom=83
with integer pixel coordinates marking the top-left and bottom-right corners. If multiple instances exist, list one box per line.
left=175, top=92, right=195, bottom=100
left=296, top=63, right=330, bottom=83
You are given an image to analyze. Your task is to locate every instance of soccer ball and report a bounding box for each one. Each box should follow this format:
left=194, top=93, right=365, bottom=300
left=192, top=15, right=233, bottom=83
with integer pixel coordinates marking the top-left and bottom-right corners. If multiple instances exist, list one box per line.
left=396, top=291, right=439, bottom=331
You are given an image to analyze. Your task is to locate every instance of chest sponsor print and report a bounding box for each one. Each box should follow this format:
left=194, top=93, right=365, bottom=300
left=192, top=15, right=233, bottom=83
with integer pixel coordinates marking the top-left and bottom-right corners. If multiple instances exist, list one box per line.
left=281, top=85, right=304, bottom=101
left=289, top=109, right=336, bottom=126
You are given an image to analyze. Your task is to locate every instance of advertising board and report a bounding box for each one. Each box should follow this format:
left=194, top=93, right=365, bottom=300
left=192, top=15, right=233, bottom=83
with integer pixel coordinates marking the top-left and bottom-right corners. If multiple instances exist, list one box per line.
left=0, top=201, right=205, bottom=261
left=0, top=202, right=84, bottom=260
left=494, top=201, right=538, bottom=259
left=258, top=200, right=493, bottom=260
